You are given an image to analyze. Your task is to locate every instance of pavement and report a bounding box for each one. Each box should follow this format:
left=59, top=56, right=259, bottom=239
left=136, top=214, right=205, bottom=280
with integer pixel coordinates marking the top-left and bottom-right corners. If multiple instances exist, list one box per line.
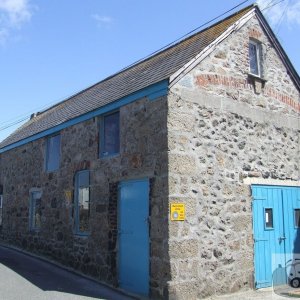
left=208, top=286, right=300, bottom=299
left=0, top=245, right=135, bottom=300
left=2, top=244, right=300, bottom=300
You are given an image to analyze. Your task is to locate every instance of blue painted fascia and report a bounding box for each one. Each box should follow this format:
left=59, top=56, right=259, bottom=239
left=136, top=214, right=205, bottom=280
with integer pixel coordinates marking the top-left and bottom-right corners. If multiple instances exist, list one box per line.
left=0, top=79, right=169, bottom=154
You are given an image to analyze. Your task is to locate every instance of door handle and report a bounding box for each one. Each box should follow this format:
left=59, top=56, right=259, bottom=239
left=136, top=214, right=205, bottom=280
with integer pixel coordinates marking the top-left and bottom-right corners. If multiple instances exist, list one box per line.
left=279, top=236, right=286, bottom=243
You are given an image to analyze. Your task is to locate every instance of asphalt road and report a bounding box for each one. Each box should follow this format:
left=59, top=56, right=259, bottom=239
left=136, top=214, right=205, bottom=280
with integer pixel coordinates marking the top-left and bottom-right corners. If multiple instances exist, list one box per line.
left=0, top=245, right=135, bottom=300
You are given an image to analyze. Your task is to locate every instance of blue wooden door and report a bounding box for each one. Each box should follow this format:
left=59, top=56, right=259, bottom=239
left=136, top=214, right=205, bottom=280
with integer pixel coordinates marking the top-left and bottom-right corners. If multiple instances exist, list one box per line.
left=252, top=185, right=300, bottom=288
left=282, top=187, right=300, bottom=284
left=118, top=178, right=149, bottom=296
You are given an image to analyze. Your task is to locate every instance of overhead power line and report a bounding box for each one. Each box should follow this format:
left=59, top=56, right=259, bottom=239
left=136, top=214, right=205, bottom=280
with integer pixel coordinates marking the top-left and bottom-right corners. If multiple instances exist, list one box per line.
left=0, top=0, right=251, bottom=134
left=275, top=0, right=290, bottom=34
left=0, top=117, right=29, bottom=132
left=120, top=0, right=251, bottom=72
left=261, top=0, right=285, bottom=11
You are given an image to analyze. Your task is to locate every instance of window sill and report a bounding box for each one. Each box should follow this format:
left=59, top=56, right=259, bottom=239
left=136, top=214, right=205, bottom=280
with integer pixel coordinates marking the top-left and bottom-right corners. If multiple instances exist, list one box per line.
left=100, top=152, right=120, bottom=159
left=248, top=73, right=267, bottom=83
left=45, top=168, right=59, bottom=174
left=248, top=73, right=267, bottom=94
left=74, top=232, right=90, bottom=238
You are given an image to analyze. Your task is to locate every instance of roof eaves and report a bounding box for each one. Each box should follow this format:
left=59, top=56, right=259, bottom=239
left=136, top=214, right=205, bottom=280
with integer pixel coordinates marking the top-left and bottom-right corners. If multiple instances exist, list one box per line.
left=170, top=6, right=256, bottom=86
left=39, top=5, right=256, bottom=118
left=0, top=79, right=169, bottom=153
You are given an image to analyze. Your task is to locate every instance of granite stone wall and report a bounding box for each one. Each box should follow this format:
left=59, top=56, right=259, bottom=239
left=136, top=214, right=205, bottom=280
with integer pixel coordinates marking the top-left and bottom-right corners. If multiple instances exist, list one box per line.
left=0, top=13, right=299, bottom=300
left=0, top=95, right=170, bottom=298
left=167, top=15, right=300, bottom=299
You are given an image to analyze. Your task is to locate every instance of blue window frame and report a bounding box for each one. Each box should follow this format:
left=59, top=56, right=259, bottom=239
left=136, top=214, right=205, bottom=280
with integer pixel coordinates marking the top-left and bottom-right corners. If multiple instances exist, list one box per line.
left=249, top=40, right=261, bottom=76
left=74, top=170, right=90, bottom=235
left=46, top=134, right=61, bottom=171
left=100, top=111, right=120, bottom=157
left=29, top=190, right=42, bottom=231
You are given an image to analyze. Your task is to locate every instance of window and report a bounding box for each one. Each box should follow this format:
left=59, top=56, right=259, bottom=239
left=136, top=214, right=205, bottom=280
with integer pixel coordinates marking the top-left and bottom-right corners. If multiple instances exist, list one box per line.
left=100, top=111, right=120, bottom=157
left=29, top=190, right=42, bottom=231
left=46, top=134, right=61, bottom=172
left=295, top=209, right=300, bottom=228
left=0, top=195, right=2, bottom=226
left=249, top=40, right=261, bottom=77
left=74, top=170, right=90, bottom=234
left=265, top=208, right=273, bottom=229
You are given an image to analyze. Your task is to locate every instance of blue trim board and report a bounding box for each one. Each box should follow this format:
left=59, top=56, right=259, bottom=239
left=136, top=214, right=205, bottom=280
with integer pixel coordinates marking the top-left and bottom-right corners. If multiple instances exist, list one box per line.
left=0, top=80, right=169, bottom=154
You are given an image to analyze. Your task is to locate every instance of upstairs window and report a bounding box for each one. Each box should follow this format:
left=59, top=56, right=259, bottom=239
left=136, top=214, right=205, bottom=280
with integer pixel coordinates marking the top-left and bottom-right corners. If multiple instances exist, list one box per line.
left=249, top=40, right=262, bottom=77
left=46, top=134, right=61, bottom=172
left=100, top=111, right=120, bottom=157
left=74, top=170, right=90, bottom=235
left=29, top=190, right=42, bottom=231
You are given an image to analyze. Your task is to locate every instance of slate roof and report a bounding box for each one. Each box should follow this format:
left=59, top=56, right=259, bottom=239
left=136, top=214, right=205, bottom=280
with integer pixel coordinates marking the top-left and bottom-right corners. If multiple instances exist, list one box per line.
left=0, top=4, right=261, bottom=149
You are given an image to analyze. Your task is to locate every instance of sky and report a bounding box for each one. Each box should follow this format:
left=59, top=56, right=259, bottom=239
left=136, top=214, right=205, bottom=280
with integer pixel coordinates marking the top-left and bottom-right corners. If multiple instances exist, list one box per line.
left=0, top=0, right=299, bottom=143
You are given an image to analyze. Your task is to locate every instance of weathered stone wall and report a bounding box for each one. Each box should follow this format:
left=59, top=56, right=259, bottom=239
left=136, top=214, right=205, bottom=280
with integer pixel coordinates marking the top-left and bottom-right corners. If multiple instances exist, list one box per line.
left=167, top=15, right=300, bottom=299
left=0, top=95, right=170, bottom=298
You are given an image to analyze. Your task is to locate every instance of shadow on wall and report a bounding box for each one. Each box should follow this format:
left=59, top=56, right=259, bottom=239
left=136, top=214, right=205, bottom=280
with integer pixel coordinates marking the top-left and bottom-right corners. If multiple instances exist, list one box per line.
left=0, top=245, right=134, bottom=299
left=287, top=227, right=300, bottom=288
left=272, top=226, right=300, bottom=297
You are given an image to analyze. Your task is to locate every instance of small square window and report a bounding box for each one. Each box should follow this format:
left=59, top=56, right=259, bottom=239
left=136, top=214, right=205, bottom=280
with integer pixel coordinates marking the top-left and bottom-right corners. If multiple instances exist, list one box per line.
left=265, top=208, right=273, bottom=229
left=249, top=40, right=261, bottom=77
left=295, top=209, right=300, bottom=228
left=100, top=111, right=120, bottom=157
left=74, top=170, right=90, bottom=235
left=29, top=191, right=42, bottom=231
left=46, top=134, right=61, bottom=171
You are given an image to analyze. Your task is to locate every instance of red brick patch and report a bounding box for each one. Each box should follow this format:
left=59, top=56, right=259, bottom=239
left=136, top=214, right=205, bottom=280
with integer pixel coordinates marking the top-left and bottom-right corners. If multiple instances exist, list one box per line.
left=196, top=74, right=300, bottom=112
left=248, top=28, right=262, bottom=40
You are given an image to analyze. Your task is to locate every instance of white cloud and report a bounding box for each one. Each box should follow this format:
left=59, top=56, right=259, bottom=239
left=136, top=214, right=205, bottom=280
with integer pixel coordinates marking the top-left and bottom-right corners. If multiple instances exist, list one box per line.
left=92, top=14, right=113, bottom=28
left=0, top=0, right=33, bottom=44
left=256, top=0, right=300, bottom=28
left=286, top=1, right=300, bottom=26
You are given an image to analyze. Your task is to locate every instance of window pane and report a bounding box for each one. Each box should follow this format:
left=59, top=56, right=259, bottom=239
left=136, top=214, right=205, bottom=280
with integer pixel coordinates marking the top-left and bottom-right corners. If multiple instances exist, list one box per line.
left=75, top=171, right=90, bottom=234
left=34, top=197, right=42, bottom=229
left=103, top=112, right=119, bottom=155
left=265, top=208, right=273, bottom=228
left=249, top=43, right=259, bottom=75
left=79, top=187, right=90, bottom=232
left=30, top=191, right=42, bottom=230
left=295, top=209, right=300, bottom=228
left=46, top=135, right=61, bottom=171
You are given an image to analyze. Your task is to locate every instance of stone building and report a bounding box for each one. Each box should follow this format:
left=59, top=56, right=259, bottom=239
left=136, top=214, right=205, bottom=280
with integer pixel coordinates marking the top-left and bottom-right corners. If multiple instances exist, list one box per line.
left=0, top=4, right=300, bottom=299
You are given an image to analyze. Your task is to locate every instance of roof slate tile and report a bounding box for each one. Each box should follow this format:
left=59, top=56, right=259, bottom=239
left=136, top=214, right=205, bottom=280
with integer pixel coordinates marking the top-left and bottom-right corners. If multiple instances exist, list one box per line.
left=0, top=5, right=254, bottom=149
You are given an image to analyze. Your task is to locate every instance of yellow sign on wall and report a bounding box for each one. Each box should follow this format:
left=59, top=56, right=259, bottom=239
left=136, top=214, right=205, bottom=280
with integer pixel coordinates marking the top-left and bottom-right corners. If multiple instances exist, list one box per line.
left=170, top=203, right=185, bottom=221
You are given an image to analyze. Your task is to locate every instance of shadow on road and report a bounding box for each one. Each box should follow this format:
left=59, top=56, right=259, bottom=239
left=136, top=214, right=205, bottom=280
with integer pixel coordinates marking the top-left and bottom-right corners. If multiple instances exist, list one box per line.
left=0, top=245, right=134, bottom=300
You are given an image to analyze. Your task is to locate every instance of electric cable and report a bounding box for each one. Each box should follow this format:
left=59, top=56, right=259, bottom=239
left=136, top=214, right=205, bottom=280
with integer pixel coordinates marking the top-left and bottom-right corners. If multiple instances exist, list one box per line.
left=119, top=0, right=251, bottom=72
left=275, top=0, right=290, bottom=34
left=0, top=0, right=252, bottom=134
left=261, top=0, right=285, bottom=11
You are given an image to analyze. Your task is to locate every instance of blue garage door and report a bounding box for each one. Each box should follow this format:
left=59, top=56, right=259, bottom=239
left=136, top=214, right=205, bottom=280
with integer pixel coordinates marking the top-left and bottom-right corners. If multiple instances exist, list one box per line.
left=252, top=185, right=300, bottom=288
left=118, top=178, right=149, bottom=296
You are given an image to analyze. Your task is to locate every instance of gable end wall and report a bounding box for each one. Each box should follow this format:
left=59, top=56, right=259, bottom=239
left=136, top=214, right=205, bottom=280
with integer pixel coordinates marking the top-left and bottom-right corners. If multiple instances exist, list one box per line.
left=167, top=14, right=300, bottom=299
